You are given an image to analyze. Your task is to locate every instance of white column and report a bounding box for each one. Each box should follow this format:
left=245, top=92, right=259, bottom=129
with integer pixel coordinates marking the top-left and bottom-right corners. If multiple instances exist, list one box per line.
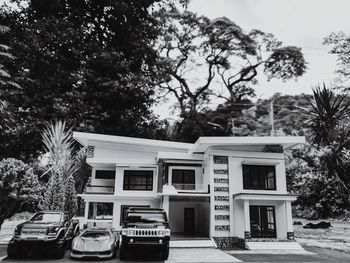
left=84, top=201, right=89, bottom=228
left=285, top=201, right=293, bottom=233
left=243, top=200, right=250, bottom=235
left=163, top=196, right=169, bottom=216
left=112, top=202, right=119, bottom=229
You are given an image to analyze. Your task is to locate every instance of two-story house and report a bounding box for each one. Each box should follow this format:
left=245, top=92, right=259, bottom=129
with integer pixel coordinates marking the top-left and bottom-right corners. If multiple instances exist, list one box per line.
left=73, top=132, right=304, bottom=249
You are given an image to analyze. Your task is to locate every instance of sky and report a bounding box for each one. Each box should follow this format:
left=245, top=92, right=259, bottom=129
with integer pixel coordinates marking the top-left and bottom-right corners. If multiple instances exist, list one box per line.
left=154, top=0, right=350, bottom=119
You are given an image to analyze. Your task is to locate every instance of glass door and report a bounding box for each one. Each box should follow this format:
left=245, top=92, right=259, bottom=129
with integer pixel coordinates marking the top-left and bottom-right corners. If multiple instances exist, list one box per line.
left=249, top=206, right=276, bottom=238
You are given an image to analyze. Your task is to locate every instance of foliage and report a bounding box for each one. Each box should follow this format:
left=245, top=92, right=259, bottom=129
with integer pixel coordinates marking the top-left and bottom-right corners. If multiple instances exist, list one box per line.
left=0, top=0, right=169, bottom=160
left=304, top=84, right=350, bottom=145
left=42, top=120, right=79, bottom=180
left=156, top=8, right=306, bottom=141
left=41, top=172, right=65, bottom=211
left=64, top=175, right=78, bottom=218
left=0, top=158, right=42, bottom=228
left=286, top=86, right=350, bottom=218
left=324, top=32, right=350, bottom=87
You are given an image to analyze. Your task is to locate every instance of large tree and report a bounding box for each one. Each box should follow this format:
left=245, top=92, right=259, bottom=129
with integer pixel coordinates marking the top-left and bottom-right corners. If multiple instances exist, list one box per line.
left=324, top=32, right=350, bottom=87
left=0, top=0, right=169, bottom=159
left=156, top=8, right=307, bottom=141
left=0, top=158, right=42, bottom=229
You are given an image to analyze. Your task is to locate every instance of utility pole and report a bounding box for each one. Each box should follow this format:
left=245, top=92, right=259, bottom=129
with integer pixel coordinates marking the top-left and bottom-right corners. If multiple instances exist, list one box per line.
left=269, top=100, right=275, bottom=136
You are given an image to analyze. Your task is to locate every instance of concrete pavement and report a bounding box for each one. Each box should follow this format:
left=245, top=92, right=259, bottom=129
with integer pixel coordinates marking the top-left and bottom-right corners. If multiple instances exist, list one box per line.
left=1, top=244, right=350, bottom=262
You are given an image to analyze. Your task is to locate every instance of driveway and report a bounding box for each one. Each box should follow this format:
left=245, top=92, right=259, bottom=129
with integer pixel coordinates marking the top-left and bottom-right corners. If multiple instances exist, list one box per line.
left=0, top=246, right=240, bottom=263
left=1, top=245, right=350, bottom=262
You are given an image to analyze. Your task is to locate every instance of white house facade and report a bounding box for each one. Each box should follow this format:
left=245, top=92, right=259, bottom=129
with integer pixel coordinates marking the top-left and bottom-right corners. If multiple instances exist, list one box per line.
left=73, top=132, right=305, bottom=249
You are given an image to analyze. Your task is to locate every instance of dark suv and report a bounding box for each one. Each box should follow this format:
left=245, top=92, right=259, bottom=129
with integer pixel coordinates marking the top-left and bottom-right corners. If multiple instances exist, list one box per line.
left=7, top=211, right=79, bottom=259
left=119, top=208, right=170, bottom=260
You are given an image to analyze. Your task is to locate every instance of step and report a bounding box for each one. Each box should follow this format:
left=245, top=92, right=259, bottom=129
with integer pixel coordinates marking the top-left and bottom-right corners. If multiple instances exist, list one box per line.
left=170, top=238, right=217, bottom=248
left=245, top=241, right=304, bottom=250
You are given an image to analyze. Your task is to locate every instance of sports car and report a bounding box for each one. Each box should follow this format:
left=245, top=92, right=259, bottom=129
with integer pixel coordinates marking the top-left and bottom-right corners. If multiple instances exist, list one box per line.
left=71, top=227, right=117, bottom=259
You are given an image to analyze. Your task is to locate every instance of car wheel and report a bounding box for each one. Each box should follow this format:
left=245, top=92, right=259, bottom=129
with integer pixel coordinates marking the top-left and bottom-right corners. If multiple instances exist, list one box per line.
left=162, top=243, right=169, bottom=260
left=7, top=242, right=21, bottom=259
left=119, top=244, right=128, bottom=260
left=53, top=245, right=65, bottom=259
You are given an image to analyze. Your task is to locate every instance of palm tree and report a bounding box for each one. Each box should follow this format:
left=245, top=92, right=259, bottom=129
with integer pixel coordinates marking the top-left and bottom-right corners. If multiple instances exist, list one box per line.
left=305, top=84, right=350, bottom=196
left=305, top=84, right=350, bottom=146
left=42, top=120, right=80, bottom=180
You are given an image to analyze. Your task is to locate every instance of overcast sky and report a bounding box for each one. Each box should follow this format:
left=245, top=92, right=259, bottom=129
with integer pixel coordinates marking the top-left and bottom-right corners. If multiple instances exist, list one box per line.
left=155, top=0, right=350, bottom=119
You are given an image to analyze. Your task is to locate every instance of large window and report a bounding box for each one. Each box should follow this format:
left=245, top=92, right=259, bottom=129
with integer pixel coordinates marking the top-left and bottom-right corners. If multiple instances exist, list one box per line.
left=123, top=170, right=153, bottom=191
left=172, top=169, right=195, bottom=190
left=95, top=170, right=115, bottom=180
left=88, top=202, right=113, bottom=220
left=250, top=206, right=276, bottom=238
left=243, top=165, right=276, bottom=190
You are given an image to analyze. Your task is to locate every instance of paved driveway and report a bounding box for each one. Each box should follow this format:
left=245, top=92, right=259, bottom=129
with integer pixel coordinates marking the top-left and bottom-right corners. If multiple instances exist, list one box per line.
left=2, top=245, right=350, bottom=263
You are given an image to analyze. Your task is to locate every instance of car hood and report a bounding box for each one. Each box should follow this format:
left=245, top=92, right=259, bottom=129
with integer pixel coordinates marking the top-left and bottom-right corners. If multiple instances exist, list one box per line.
left=73, top=236, right=113, bottom=252
left=20, top=222, right=60, bottom=229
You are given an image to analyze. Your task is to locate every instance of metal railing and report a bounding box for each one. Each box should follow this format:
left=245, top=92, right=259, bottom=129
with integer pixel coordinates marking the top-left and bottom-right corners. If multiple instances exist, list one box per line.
left=85, top=185, right=114, bottom=194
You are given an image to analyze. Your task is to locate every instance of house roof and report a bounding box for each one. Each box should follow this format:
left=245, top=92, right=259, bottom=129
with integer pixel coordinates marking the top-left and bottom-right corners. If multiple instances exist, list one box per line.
left=191, top=136, right=305, bottom=152
left=73, top=132, right=305, bottom=153
left=73, top=132, right=193, bottom=151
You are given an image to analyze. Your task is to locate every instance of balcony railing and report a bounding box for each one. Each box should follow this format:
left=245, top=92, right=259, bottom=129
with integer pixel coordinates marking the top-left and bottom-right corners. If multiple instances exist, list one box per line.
left=85, top=185, right=114, bottom=195
left=172, top=183, right=208, bottom=192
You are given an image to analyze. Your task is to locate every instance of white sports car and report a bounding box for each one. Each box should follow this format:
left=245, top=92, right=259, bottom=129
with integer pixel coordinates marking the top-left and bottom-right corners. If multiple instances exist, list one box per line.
left=71, top=228, right=117, bottom=259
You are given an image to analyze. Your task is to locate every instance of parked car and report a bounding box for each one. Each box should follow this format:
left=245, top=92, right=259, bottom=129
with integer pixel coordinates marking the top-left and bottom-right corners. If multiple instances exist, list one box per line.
left=7, top=211, right=79, bottom=259
left=119, top=207, right=170, bottom=260
left=71, top=227, right=117, bottom=259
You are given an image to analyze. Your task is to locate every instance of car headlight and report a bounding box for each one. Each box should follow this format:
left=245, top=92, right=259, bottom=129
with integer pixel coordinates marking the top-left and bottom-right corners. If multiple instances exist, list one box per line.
left=165, top=229, right=171, bottom=236
left=47, top=226, right=59, bottom=235
left=158, top=230, right=165, bottom=236
left=128, top=230, right=135, bottom=236
left=14, top=225, right=22, bottom=236
left=121, top=229, right=127, bottom=236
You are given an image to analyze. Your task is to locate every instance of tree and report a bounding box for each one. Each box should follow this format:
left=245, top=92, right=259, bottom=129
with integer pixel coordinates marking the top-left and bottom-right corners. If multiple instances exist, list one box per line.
left=156, top=8, right=306, bottom=140
left=64, top=175, right=78, bottom=217
left=42, top=121, right=79, bottom=180
left=0, top=0, right=169, bottom=159
left=324, top=32, right=350, bottom=87
left=0, top=158, right=42, bottom=229
left=41, top=172, right=65, bottom=211
left=285, top=86, right=350, bottom=218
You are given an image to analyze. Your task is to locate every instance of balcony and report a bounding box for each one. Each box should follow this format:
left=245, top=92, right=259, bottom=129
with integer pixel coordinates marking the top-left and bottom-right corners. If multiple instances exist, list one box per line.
left=172, top=183, right=209, bottom=193
left=85, top=185, right=114, bottom=195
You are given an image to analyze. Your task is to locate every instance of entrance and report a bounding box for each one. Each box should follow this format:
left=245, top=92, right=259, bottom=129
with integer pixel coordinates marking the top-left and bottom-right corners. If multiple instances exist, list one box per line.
left=168, top=196, right=209, bottom=239
left=250, top=205, right=276, bottom=238
left=184, top=208, right=195, bottom=234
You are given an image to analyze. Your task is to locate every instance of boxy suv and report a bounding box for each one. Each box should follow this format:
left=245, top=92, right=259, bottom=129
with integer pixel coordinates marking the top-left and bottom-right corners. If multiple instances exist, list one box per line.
left=119, top=208, right=170, bottom=260
left=7, top=211, right=79, bottom=259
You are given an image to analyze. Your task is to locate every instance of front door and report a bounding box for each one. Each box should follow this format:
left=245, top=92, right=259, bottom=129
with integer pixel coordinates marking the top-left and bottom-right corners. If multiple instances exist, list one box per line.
left=184, top=208, right=195, bottom=234
left=250, top=206, right=276, bottom=238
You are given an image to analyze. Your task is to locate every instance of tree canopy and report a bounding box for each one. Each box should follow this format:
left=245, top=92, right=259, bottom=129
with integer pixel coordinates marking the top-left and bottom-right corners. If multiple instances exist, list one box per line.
left=155, top=7, right=307, bottom=141
left=0, top=0, right=170, bottom=159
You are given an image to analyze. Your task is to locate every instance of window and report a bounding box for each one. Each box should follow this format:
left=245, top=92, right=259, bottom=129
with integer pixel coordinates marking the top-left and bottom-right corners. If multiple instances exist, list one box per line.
left=243, top=165, right=276, bottom=190
left=95, top=170, right=115, bottom=180
left=172, top=169, right=195, bottom=190
left=123, top=170, right=153, bottom=191
left=249, top=206, right=276, bottom=238
left=88, top=202, right=113, bottom=220
left=120, top=205, right=149, bottom=225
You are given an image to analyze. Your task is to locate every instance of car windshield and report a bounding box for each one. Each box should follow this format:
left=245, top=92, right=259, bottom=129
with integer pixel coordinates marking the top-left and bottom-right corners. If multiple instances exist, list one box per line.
left=30, top=213, right=62, bottom=223
left=81, top=231, right=110, bottom=238
left=126, top=212, right=165, bottom=223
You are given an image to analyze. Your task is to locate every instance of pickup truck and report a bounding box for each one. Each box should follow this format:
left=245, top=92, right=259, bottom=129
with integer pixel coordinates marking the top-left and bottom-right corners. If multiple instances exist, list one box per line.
left=7, top=211, right=79, bottom=259
left=119, top=207, right=170, bottom=260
